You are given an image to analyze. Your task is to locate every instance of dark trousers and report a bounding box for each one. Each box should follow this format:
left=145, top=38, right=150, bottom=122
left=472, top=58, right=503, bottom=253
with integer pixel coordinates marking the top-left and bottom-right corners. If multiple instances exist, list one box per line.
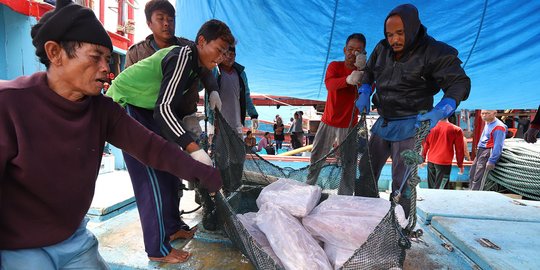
left=275, top=140, right=283, bottom=150
left=427, top=162, right=452, bottom=189
left=357, top=134, right=415, bottom=216
left=469, top=147, right=491, bottom=190
left=123, top=105, right=183, bottom=257
left=291, top=132, right=303, bottom=149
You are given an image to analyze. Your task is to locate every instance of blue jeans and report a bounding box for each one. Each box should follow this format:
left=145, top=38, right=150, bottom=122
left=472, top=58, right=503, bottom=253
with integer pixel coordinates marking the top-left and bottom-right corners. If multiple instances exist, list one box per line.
left=0, top=218, right=109, bottom=270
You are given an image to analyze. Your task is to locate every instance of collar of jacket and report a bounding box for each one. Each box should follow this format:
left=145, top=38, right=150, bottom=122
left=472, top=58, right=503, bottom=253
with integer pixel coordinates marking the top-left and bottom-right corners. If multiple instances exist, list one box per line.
left=145, top=34, right=193, bottom=49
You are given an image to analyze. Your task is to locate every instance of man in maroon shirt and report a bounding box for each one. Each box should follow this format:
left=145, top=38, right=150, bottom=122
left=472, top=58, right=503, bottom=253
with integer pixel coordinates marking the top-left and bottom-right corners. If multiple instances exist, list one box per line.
left=421, top=118, right=465, bottom=189
left=0, top=0, right=221, bottom=267
left=307, top=33, right=366, bottom=194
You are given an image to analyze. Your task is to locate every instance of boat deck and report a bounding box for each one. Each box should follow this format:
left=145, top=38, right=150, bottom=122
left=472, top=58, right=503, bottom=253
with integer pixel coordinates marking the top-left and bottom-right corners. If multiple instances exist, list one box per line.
left=89, top=170, right=539, bottom=269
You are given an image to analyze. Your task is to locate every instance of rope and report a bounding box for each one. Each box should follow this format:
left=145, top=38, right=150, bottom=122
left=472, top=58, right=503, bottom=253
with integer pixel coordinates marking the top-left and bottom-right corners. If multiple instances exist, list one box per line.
left=397, top=120, right=431, bottom=233
left=317, top=0, right=340, bottom=98
left=483, top=141, right=540, bottom=200
left=462, top=0, right=489, bottom=69
left=259, top=94, right=298, bottom=108
left=211, top=0, right=218, bottom=18
left=180, top=205, right=202, bottom=215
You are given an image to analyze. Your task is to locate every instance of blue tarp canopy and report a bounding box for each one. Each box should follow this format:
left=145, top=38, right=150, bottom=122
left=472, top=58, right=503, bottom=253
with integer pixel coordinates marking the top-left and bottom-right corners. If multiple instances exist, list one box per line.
left=176, top=0, right=540, bottom=110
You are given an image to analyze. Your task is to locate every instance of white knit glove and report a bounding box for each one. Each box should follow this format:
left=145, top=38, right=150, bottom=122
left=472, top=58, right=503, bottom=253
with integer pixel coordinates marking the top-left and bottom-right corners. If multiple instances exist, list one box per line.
left=354, top=51, right=367, bottom=70
left=346, top=70, right=364, bottom=85
left=209, top=91, right=222, bottom=111
left=190, top=149, right=213, bottom=166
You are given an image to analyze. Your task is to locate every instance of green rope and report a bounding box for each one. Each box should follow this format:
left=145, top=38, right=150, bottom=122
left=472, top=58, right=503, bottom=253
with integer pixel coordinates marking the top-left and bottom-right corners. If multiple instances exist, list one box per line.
left=399, top=120, right=431, bottom=233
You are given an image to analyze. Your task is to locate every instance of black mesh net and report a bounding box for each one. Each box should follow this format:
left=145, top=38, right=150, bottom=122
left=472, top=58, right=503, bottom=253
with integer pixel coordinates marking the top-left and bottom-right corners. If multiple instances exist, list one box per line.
left=212, top=111, right=410, bottom=270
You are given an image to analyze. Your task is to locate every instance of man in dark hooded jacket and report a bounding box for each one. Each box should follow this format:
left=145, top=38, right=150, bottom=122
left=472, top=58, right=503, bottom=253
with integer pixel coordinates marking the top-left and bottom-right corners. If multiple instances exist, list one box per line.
left=355, top=4, right=471, bottom=216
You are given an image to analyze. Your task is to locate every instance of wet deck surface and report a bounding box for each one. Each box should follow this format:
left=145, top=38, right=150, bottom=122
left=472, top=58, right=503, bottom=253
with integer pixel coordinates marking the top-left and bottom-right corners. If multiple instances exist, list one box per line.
left=432, top=217, right=540, bottom=270
left=417, top=189, right=540, bottom=270
left=88, top=170, right=537, bottom=270
left=89, top=207, right=254, bottom=270
left=88, top=172, right=254, bottom=270
left=416, top=189, right=540, bottom=224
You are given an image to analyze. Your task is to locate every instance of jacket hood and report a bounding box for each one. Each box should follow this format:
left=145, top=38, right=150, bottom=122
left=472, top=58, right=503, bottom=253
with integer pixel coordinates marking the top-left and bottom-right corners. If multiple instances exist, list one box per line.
left=384, top=4, right=425, bottom=55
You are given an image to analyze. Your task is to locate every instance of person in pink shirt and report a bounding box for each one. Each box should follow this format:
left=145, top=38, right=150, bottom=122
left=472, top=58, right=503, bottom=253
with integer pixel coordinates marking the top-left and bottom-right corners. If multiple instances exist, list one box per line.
left=257, top=132, right=275, bottom=155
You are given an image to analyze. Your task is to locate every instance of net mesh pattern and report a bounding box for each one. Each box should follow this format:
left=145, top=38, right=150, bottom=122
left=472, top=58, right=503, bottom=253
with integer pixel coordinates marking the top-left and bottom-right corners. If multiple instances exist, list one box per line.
left=212, top=111, right=408, bottom=269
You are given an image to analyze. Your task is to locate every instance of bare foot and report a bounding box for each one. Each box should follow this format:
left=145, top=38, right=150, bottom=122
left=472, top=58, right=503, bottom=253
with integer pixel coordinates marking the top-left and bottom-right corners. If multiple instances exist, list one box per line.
left=169, top=226, right=197, bottom=241
left=148, top=248, right=191, bottom=263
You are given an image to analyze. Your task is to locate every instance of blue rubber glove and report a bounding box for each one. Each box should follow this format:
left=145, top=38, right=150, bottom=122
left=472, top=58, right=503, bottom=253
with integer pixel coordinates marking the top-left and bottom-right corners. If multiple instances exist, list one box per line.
left=355, top=83, right=371, bottom=113
left=416, top=97, right=456, bottom=129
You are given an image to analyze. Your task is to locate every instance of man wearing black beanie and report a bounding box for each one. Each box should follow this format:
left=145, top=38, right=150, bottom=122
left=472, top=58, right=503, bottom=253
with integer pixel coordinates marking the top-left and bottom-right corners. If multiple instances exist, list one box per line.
left=0, top=0, right=222, bottom=268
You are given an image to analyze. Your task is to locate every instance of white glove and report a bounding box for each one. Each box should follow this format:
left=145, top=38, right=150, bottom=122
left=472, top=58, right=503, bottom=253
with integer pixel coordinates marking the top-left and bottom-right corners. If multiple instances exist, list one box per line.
left=190, top=149, right=213, bottom=166
left=354, top=51, right=367, bottom=70
left=346, top=70, right=364, bottom=85
left=209, top=91, right=222, bottom=111
left=252, top=119, right=259, bottom=130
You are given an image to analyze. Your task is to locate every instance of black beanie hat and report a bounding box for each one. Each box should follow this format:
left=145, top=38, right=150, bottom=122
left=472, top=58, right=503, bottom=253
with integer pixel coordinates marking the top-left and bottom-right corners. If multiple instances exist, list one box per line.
left=31, top=0, right=113, bottom=63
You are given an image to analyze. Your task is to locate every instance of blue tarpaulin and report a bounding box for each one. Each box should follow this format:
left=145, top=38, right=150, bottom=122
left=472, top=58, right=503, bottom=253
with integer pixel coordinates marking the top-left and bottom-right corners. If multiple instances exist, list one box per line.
left=176, top=0, right=540, bottom=110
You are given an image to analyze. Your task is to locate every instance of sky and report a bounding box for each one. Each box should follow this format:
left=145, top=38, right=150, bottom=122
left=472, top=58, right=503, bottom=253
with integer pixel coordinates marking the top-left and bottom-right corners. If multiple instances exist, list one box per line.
left=132, top=0, right=154, bottom=42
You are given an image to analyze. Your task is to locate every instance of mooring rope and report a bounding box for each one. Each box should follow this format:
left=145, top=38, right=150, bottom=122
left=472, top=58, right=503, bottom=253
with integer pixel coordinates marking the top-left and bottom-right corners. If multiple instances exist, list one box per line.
left=484, top=140, right=540, bottom=200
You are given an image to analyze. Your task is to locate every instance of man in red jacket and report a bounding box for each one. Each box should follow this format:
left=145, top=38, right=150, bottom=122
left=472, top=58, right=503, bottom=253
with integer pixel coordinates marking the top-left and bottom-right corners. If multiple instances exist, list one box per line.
left=307, top=33, right=366, bottom=194
left=422, top=118, right=465, bottom=189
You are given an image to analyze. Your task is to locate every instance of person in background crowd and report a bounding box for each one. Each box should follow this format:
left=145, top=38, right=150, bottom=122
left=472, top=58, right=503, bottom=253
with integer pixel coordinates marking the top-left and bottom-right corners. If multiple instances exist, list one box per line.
left=244, top=130, right=257, bottom=152
left=208, top=44, right=258, bottom=135
left=274, top=116, right=285, bottom=153
left=257, top=132, right=275, bottom=155
left=289, top=111, right=305, bottom=149
left=421, top=118, right=465, bottom=189
left=514, top=115, right=530, bottom=139
left=469, top=110, right=507, bottom=190
left=524, top=105, right=540, bottom=143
